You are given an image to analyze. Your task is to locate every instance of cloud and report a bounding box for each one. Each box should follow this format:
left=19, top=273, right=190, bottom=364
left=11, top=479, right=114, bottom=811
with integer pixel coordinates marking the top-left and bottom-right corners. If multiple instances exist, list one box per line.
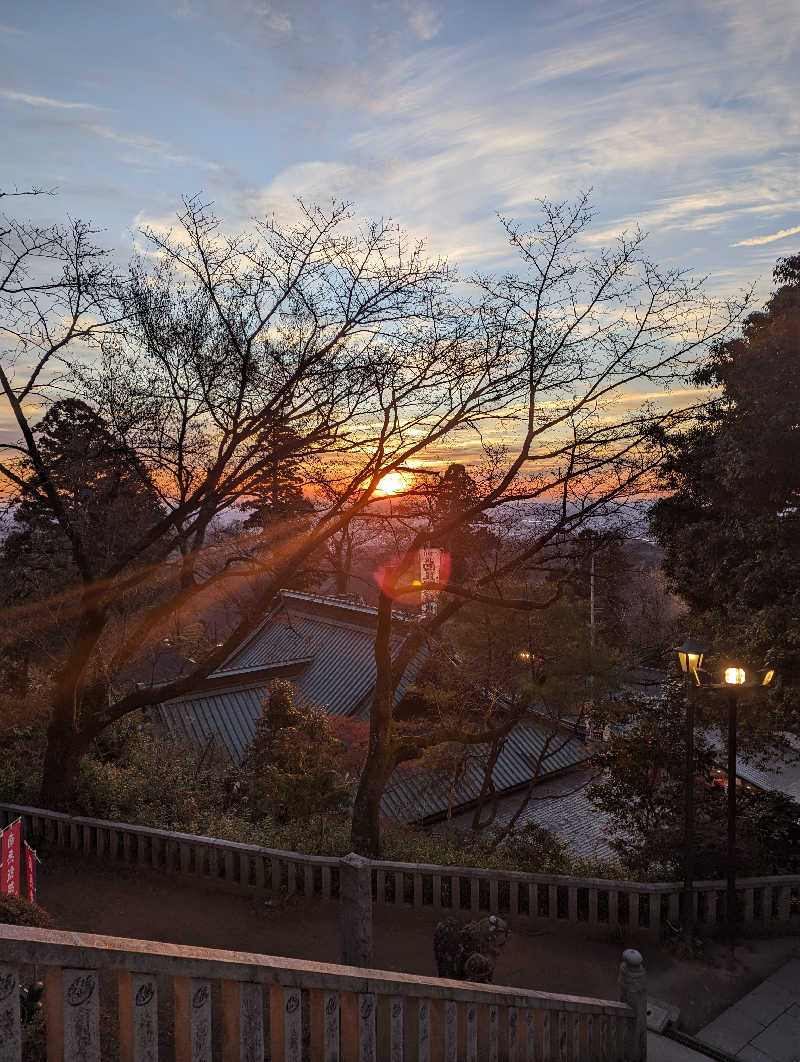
left=405, top=2, right=441, bottom=41
left=81, top=122, right=223, bottom=171
left=246, top=3, right=292, bottom=34
left=732, top=224, right=800, bottom=247
left=241, top=160, right=377, bottom=219
left=1, top=89, right=104, bottom=110
left=581, top=164, right=800, bottom=249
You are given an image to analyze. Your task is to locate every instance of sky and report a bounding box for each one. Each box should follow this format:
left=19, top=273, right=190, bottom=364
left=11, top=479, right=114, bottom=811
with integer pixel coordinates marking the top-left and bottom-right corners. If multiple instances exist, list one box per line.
left=1, top=0, right=798, bottom=295
left=1, top=0, right=799, bottom=477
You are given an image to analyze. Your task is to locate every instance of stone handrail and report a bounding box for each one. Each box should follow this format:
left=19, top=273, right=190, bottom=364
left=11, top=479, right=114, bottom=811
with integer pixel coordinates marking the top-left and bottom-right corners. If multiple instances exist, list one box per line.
left=3, top=802, right=799, bottom=939
left=0, top=925, right=643, bottom=1060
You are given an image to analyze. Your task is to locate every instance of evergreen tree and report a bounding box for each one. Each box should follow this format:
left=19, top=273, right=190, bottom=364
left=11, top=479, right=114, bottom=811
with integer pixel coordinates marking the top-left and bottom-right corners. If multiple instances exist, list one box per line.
left=1, top=398, right=162, bottom=597
left=237, top=681, right=350, bottom=827
left=0, top=400, right=163, bottom=692
left=650, top=253, right=800, bottom=729
left=427, top=463, right=487, bottom=582
left=240, top=423, right=313, bottom=533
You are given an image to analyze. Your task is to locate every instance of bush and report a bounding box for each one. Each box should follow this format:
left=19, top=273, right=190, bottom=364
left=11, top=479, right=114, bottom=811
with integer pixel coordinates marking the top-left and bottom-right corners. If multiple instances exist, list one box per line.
left=234, top=681, right=351, bottom=831
left=379, top=820, right=577, bottom=875
left=73, top=717, right=232, bottom=834
left=0, top=893, right=55, bottom=928
left=0, top=670, right=52, bottom=804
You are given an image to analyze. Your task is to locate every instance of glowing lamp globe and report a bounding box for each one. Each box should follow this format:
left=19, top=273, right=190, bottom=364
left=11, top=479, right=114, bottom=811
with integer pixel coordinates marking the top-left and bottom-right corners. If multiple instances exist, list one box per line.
left=677, top=637, right=705, bottom=679
left=724, top=667, right=746, bottom=685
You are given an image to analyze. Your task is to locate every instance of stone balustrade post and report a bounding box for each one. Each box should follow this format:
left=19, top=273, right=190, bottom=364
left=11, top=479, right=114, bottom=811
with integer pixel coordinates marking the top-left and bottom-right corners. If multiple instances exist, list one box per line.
left=618, top=949, right=647, bottom=1061
left=339, top=852, right=373, bottom=968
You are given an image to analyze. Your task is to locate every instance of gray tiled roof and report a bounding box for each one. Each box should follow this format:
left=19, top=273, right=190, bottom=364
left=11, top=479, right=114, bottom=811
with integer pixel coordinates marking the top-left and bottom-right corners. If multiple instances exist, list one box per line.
left=156, top=590, right=603, bottom=846
left=158, top=682, right=271, bottom=762
left=442, top=767, right=619, bottom=862
left=705, top=731, right=800, bottom=801
left=381, top=718, right=591, bottom=824
left=155, top=590, right=425, bottom=761
left=214, top=590, right=422, bottom=719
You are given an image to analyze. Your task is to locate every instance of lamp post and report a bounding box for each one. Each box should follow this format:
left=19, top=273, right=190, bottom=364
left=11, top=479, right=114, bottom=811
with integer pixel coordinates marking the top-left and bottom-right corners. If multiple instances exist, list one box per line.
left=676, top=637, right=705, bottom=939
left=723, top=668, right=743, bottom=950
left=674, top=643, right=774, bottom=954
left=721, top=665, right=775, bottom=953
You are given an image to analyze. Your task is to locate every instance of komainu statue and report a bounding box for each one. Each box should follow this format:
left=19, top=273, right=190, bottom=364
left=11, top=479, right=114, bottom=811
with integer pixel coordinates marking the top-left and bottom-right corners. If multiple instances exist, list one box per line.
left=433, top=914, right=510, bottom=983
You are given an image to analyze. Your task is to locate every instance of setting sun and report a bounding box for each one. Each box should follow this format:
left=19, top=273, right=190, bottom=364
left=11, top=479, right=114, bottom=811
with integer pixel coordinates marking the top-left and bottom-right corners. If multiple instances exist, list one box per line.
left=375, top=470, right=410, bottom=495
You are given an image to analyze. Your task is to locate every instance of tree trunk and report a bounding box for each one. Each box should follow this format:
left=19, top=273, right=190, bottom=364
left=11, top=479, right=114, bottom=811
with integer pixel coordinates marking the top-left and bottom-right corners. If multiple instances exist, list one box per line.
left=350, top=590, right=396, bottom=856
left=39, top=604, right=106, bottom=809
left=350, top=744, right=396, bottom=857
left=40, top=714, right=89, bottom=810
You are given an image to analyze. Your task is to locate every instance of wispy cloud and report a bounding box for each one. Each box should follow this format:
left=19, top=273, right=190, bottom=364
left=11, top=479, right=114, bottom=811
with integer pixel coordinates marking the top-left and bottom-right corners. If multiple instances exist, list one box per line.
left=1, top=89, right=104, bottom=110
left=404, top=2, right=441, bottom=41
left=81, top=123, right=222, bottom=171
left=732, top=224, right=800, bottom=247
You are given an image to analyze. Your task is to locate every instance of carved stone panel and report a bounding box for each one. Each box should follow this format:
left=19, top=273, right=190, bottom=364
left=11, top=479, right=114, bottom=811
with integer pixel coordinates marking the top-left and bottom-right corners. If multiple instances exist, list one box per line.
left=132, top=974, right=158, bottom=1062
left=324, top=991, right=340, bottom=1062
left=284, top=987, right=302, bottom=1062
left=190, top=980, right=212, bottom=1062
left=0, top=967, right=21, bottom=1062
left=444, top=1000, right=457, bottom=1062
left=389, top=997, right=403, bottom=1062
left=63, top=968, right=100, bottom=1062
left=358, top=992, right=376, bottom=1062
left=239, top=983, right=264, bottom=1062
left=417, top=998, right=429, bottom=1062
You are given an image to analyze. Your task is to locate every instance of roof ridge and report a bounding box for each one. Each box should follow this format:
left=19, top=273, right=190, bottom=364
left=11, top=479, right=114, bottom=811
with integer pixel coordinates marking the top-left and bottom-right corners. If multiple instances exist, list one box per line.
left=279, top=588, right=413, bottom=622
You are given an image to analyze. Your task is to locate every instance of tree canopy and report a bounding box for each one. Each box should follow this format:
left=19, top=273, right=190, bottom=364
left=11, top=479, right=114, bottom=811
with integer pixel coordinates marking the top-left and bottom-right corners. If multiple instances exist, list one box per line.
left=236, top=681, right=351, bottom=833
left=650, top=252, right=800, bottom=732
left=0, top=190, right=744, bottom=832
left=589, top=678, right=800, bottom=878
left=1, top=399, right=162, bottom=598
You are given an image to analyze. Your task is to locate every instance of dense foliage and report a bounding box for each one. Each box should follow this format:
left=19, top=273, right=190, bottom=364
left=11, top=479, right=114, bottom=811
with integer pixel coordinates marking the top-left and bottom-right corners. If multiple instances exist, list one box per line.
left=234, top=681, right=351, bottom=838
left=0, top=400, right=164, bottom=695
left=1, top=399, right=162, bottom=594
left=650, top=253, right=800, bottom=736
left=589, top=678, right=800, bottom=879
left=0, top=893, right=55, bottom=929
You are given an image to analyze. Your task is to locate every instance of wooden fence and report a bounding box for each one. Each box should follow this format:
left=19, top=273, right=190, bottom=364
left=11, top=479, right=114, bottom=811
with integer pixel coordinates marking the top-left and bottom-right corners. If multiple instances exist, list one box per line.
left=2, top=802, right=799, bottom=939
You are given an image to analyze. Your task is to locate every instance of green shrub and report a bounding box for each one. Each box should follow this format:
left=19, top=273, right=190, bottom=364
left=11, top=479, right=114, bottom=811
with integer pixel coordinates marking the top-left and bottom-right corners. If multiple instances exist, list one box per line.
left=0, top=671, right=52, bottom=804
left=73, top=717, right=232, bottom=834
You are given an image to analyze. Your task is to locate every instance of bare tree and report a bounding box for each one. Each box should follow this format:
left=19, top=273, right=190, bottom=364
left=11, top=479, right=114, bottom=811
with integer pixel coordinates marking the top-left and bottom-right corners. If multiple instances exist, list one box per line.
left=350, top=194, right=746, bottom=855
left=0, top=195, right=527, bottom=805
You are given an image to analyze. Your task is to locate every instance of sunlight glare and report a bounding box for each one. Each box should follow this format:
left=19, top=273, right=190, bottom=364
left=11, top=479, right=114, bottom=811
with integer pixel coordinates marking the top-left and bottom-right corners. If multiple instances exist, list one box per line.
left=375, top=470, right=410, bottom=495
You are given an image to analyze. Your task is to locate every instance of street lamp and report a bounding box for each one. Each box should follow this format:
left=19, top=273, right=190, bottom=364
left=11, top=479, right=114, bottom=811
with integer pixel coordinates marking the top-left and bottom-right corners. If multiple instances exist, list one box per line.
left=674, top=643, right=775, bottom=952
left=723, top=665, right=745, bottom=951
left=677, top=637, right=705, bottom=683
left=676, top=637, right=706, bottom=939
left=678, top=653, right=776, bottom=955
left=720, top=664, right=776, bottom=953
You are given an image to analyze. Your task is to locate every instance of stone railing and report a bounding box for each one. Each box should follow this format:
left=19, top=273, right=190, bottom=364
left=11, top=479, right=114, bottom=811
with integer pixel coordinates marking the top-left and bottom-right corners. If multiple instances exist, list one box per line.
left=3, top=802, right=799, bottom=939
left=0, top=926, right=644, bottom=1061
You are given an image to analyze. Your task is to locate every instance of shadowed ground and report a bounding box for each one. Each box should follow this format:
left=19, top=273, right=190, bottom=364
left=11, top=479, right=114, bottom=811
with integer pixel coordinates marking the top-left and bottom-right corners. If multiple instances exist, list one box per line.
left=37, top=851, right=798, bottom=1035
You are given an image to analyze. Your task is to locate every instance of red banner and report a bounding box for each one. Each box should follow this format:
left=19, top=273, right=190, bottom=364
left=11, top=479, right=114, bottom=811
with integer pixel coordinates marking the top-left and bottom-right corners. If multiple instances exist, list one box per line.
left=1, top=819, right=21, bottom=896
left=24, top=841, right=37, bottom=903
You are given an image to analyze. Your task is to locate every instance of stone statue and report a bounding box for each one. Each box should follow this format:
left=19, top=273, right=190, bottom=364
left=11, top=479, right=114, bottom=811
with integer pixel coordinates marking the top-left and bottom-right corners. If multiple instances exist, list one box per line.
left=433, top=914, right=510, bottom=983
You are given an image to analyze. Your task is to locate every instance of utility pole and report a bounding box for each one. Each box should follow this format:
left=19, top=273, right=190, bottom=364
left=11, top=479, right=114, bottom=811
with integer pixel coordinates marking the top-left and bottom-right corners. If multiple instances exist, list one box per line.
left=589, top=548, right=596, bottom=656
